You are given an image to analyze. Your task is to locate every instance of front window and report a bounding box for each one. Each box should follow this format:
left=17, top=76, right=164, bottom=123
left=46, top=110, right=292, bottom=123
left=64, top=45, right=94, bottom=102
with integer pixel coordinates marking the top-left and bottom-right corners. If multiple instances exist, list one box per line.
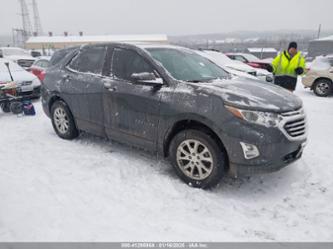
left=147, top=48, right=229, bottom=82
left=111, top=48, right=155, bottom=81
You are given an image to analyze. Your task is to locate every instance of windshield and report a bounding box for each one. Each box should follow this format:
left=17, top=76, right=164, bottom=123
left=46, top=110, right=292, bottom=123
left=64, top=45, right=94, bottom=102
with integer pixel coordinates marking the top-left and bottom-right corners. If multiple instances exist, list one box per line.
left=147, top=48, right=229, bottom=82
left=2, top=48, right=31, bottom=57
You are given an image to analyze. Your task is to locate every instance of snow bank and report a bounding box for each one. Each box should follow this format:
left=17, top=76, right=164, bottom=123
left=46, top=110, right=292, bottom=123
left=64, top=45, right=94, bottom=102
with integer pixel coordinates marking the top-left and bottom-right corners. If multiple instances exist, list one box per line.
left=0, top=80, right=333, bottom=242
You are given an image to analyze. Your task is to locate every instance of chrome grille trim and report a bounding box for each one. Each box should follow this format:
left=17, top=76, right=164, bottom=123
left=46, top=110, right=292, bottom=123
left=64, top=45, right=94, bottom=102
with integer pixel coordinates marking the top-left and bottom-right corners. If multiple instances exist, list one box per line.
left=279, top=108, right=307, bottom=141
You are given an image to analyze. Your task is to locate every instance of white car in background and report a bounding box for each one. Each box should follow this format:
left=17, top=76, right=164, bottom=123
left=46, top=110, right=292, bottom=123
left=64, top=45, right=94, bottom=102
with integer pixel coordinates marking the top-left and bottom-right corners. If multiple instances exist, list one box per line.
left=302, top=55, right=333, bottom=97
left=0, top=59, right=41, bottom=98
left=197, top=50, right=273, bottom=82
left=0, top=47, right=36, bottom=69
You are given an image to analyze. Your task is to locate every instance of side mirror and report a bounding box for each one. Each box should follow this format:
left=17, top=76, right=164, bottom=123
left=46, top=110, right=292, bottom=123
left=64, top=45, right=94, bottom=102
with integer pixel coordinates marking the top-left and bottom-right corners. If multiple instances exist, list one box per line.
left=0, top=53, right=3, bottom=58
left=131, top=72, right=163, bottom=86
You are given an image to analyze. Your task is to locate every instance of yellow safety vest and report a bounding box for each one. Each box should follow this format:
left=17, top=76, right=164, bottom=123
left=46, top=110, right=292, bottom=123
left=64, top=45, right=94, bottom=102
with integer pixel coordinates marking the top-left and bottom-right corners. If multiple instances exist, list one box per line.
left=272, top=51, right=306, bottom=77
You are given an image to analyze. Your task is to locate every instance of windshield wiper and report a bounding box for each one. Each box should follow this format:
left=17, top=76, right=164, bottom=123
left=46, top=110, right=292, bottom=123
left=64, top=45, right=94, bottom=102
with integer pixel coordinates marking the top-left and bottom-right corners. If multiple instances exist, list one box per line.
left=185, top=77, right=218, bottom=83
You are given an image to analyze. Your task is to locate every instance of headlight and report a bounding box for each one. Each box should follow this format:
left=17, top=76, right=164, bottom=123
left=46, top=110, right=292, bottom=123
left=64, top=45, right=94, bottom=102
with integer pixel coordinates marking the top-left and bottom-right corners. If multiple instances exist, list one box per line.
left=32, top=78, right=41, bottom=87
left=225, top=105, right=282, bottom=128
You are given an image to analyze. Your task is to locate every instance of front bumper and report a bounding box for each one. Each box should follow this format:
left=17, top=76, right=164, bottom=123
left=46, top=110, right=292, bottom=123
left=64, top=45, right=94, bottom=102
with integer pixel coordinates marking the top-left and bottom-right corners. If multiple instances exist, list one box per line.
left=232, top=141, right=306, bottom=176
left=18, top=86, right=41, bottom=99
left=219, top=109, right=307, bottom=177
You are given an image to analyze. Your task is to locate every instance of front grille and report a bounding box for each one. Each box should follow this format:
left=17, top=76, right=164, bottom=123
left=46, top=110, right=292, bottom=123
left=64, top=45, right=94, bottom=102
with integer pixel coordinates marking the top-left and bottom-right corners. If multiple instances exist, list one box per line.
left=21, top=81, right=32, bottom=86
left=284, top=119, right=306, bottom=137
left=280, top=109, right=307, bottom=140
left=17, top=59, right=34, bottom=68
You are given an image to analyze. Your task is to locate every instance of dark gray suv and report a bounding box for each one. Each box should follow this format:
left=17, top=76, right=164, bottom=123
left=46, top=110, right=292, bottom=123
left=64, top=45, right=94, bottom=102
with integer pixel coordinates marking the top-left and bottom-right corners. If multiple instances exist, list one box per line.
left=42, top=43, right=307, bottom=188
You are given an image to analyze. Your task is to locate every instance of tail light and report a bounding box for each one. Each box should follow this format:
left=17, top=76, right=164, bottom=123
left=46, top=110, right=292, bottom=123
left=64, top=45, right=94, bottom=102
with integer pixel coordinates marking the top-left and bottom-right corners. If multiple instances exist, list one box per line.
left=39, top=71, right=46, bottom=82
left=248, top=62, right=261, bottom=68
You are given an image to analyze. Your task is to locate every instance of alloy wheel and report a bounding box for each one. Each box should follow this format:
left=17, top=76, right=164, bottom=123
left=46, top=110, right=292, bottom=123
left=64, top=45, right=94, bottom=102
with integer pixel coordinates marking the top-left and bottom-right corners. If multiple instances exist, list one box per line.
left=316, top=82, right=330, bottom=95
left=53, top=107, right=69, bottom=134
left=176, top=139, right=214, bottom=180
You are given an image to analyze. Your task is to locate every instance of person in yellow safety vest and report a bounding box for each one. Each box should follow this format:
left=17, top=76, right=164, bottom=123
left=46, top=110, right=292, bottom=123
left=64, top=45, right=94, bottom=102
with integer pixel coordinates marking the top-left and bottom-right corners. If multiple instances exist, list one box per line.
left=267, top=42, right=306, bottom=92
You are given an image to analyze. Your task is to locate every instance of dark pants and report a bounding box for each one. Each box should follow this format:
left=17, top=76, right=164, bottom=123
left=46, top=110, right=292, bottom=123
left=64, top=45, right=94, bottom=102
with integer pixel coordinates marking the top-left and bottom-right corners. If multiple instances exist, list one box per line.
left=274, top=76, right=297, bottom=91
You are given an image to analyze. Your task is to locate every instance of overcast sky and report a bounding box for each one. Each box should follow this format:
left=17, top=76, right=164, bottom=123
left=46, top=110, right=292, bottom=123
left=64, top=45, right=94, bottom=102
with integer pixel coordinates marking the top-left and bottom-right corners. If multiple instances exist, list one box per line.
left=1, top=0, right=333, bottom=36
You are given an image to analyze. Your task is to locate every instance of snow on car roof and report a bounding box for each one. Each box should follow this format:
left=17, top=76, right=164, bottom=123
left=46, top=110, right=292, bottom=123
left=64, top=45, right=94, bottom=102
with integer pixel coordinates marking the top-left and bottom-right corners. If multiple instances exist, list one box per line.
left=247, top=48, right=277, bottom=53
left=136, top=43, right=186, bottom=50
left=0, top=47, right=27, bottom=50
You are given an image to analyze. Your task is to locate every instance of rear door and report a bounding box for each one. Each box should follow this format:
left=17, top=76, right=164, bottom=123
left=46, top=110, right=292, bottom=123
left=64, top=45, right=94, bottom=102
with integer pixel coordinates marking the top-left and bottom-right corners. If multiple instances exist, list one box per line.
left=63, top=45, right=107, bottom=136
left=103, top=46, right=164, bottom=151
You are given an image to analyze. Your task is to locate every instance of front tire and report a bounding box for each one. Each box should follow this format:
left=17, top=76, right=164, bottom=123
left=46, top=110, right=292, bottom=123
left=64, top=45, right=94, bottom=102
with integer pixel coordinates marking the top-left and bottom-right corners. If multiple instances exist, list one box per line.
left=51, top=100, right=79, bottom=140
left=169, top=129, right=226, bottom=189
left=313, top=79, right=332, bottom=97
left=1, top=103, right=11, bottom=113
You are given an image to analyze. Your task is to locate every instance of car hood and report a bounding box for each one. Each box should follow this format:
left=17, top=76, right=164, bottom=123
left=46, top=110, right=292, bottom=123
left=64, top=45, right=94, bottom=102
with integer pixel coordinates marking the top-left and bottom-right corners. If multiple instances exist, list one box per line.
left=0, top=70, right=37, bottom=84
left=190, top=78, right=303, bottom=113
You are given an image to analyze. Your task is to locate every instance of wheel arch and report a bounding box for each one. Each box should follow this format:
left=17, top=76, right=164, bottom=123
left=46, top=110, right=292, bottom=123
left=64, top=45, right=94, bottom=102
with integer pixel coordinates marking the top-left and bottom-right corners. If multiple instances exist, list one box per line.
left=163, top=118, right=229, bottom=171
left=48, top=95, right=78, bottom=129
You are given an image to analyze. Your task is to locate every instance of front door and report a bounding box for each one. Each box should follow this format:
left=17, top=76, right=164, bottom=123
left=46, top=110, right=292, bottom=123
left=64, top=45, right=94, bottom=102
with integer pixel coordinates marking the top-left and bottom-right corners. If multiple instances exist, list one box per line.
left=103, top=47, right=164, bottom=151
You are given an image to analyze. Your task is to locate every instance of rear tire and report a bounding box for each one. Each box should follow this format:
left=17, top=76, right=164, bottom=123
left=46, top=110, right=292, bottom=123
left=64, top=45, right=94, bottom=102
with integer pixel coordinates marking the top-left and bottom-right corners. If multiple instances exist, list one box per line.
left=313, top=79, right=332, bottom=97
left=51, top=100, right=79, bottom=140
left=169, top=129, right=226, bottom=189
left=10, top=101, right=23, bottom=114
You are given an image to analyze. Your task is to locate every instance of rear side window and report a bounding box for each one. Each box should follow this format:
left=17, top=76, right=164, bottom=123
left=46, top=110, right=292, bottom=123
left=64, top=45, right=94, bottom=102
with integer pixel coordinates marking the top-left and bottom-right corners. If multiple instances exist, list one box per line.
left=111, top=48, right=154, bottom=81
left=69, top=46, right=107, bottom=74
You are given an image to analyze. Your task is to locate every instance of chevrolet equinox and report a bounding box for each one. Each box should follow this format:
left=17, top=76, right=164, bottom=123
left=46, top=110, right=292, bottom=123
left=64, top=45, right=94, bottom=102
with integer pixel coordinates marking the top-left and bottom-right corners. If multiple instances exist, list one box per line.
left=42, top=43, right=307, bottom=188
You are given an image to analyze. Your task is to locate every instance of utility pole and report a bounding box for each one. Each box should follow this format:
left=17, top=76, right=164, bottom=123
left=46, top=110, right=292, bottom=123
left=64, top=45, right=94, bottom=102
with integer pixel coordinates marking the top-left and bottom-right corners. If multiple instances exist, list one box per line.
left=317, top=24, right=322, bottom=39
left=18, top=0, right=32, bottom=42
left=32, top=0, right=43, bottom=36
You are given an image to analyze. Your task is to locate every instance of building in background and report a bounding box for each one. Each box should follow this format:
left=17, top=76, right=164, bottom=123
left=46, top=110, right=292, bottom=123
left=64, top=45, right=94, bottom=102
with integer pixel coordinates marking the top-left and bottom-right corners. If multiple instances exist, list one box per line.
left=308, top=35, right=333, bottom=59
left=25, top=34, right=168, bottom=50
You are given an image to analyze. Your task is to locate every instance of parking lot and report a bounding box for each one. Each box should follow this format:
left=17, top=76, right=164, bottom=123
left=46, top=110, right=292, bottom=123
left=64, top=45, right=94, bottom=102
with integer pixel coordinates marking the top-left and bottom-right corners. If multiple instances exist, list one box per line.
left=0, top=82, right=332, bottom=242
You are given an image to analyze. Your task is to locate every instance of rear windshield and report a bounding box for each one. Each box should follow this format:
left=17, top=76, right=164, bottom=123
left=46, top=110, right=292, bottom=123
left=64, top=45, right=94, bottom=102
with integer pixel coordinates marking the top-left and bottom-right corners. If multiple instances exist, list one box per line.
left=0, top=60, right=24, bottom=72
left=311, top=56, right=333, bottom=71
left=243, top=53, right=260, bottom=61
left=147, top=48, right=229, bottom=82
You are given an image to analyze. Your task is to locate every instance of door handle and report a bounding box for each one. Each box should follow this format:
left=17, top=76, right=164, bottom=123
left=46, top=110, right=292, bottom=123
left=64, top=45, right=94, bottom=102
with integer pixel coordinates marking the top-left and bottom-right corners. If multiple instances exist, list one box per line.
left=108, top=87, right=117, bottom=92
left=63, top=74, right=71, bottom=81
left=104, top=82, right=117, bottom=92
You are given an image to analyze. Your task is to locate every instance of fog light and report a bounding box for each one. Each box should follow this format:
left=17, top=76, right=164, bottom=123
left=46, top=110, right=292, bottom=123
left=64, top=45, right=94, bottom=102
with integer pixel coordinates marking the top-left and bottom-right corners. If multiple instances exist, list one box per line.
left=240, top=142, right=260, bottom=159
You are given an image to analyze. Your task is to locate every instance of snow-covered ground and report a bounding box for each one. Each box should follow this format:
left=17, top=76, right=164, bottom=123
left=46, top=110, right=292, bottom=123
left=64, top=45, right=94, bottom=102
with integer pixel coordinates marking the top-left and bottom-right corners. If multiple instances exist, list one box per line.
left=0, top=82, right=332, bottom=242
